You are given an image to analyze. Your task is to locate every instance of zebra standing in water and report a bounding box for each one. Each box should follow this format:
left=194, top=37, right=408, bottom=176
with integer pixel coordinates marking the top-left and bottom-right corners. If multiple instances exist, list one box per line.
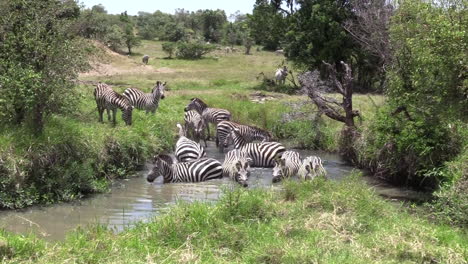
left=123, top=81, right=166, bottom=114
left=184, top=98, right=231, bottom=140
left=175, top=123, right=206, bottom=162
left=222, top=149, right=252, bottom=187
left=216, top=121, right=272, bottom=152
left=184, top=110, right=207, bottom=147
left=94, top=82, right=133, bottom=126
left=298, top=156, right=326, bottom=180
left=272, top=151, right=302, bottom=183
left=224, top=128, right=285, bottom=167
left=147, top=154, right=223, bottom=183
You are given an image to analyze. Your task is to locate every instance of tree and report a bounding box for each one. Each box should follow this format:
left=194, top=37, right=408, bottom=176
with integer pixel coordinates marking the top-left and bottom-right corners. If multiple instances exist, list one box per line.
left=162, top=42, right=176, bottom=58
left=0, top=0, right=89, bottom=134
left=247, top=0, right=286, bottom=50
left=120, top=11, right=141, bottom=54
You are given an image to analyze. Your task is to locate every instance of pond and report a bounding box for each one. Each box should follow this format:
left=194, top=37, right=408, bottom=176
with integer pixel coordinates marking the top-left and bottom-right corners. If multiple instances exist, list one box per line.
left=0, top=141, right=356, bottom=241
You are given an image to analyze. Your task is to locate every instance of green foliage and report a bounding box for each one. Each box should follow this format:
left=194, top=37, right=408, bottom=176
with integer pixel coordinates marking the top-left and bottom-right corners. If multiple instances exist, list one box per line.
left=161, top=42, right=176, bottom=58
left=120, top=11, right=141, bottom=54
left=175, top=41, right=216, bottom=59
left=0, top=0, right=90, bottom=134
left=105, top=25, right=125, bottom=52
left=247, top=0, right=287, bottom=50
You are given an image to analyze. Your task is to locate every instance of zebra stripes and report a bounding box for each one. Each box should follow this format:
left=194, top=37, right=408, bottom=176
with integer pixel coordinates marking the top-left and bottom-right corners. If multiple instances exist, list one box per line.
left=94, top=82, right=133, bottom=126
left=226, top=128, right=285, bottom=167
left=272, top=151, right=302, bottom=183
left=123, top=81, right=166, bottom=114
left=147, top=155, right=223, bottom=183
left=175, top=123, right=206, bottom=162
left=222, top=149, right=252, bottom=187
left=298, top=156, right=326, bottom=180
left=184, top=98, right=231, bottom=139
left=184, top=110, right=207, bottom=147
left=217, top=120, right=272, bottom=151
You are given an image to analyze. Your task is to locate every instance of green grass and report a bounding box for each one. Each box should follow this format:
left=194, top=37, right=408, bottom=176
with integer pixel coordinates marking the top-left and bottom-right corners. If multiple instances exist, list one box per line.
left=1, top=173, right=466, bottom=263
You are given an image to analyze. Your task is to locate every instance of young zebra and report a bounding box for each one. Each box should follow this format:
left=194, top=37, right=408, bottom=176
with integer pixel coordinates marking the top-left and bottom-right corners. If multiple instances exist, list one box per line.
left=184, top=110, right=207, bottom=147
left=272, top=151, right=302, bottom=183
left=298, top=156, right=326, bottom=180
left=216, top=121, right=272, bottom=152
left=123, top=81, right=166, bottom=114
left=225, top=128, right=285, bottom=167
left=94, top=82, right=133, bottom=126
left=175, top=123, right=206, bottom=162
left=184, top=98, right=231, bottom=140
left=222, top=149, right=252, bottom=187
left=147, top=154, right=223, bottom=183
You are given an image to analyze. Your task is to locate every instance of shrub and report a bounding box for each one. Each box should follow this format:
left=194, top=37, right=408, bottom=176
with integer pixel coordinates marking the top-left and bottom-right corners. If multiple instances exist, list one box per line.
left=175, top=41, right=216, bottom=59
left=161, top=42, right=176, bottom=58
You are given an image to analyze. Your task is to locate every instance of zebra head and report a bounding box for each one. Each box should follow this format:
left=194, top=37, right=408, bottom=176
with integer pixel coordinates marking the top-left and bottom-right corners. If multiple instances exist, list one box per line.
left=123, top=105, right=133, bottom=126
left=153, top=81, right=166, bottom=100
left=184, top=98, right=207, bottom=113
left=233, top=158, right=252, bottom=187
left=147, top=155, right=173, bottom=183
left=299, top=156, right=326, bottom=180
left=272, top=157, right=287, bottom=183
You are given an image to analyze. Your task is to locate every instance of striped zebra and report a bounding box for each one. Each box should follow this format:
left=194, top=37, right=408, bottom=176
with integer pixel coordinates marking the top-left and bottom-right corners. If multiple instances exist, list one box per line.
left=298, top=156, right=326, bottom=180
left=123, top=81, right=166, bottom=114
left=184, top=110, right=207, bottom=147
left=222, top=149, right=252, bottom=187
left=272, top=151, right=302, bottom=183
left=94, top=82, right=133, bottom=126
left=175, top=123, right=206, bottom=162
left=225, top=128, right=285, bottom=167
left=216, top=121, right=272, bottom=151
left=147, top=154, right=223, bottom=183
left=184, top=98, right=231, bottom=140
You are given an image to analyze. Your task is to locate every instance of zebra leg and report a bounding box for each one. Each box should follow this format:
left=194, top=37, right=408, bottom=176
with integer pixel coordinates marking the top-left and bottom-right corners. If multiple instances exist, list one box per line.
left=106, top=109, right=111, bottom=121
left=112, top=109, right=117, bottom=125
left=98, top=107, right=104, bottom=123
left=206, top=123, right=211, bottom=141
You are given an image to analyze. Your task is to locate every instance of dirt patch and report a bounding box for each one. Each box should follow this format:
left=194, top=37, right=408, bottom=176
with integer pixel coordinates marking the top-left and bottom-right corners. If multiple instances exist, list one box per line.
left=249, top=91, right=283, bottom=104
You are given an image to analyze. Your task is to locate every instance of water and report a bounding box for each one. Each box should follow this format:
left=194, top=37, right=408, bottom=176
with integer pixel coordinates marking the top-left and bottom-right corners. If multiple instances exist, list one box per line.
left=0, top=142, right=356, bottom=241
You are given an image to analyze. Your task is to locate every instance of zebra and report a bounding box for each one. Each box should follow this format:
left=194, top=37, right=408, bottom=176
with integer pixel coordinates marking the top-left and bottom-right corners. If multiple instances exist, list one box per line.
left=184, top=110, right=208, bottom=147
left=147, top=154, right=223, bottom=183
left=222, top=149, right=252, bottom=187
left=298, top=156, right=327, bottom=180
left=275, top=66, right=288, bottom=85
left=175, top=123, right=206, bottom=162
left=94, top=82, right=133, bottom=126
left=216, top=121, right=272, bottom=152
left=184, top=98, right=231, bottom=140
left=142, top=55, right=149, bottom=64
left=272, top=151, right=302, bottom=183
left=224, top=128, right=285, bottom=167
left=123, top=81, right=166, bottom=114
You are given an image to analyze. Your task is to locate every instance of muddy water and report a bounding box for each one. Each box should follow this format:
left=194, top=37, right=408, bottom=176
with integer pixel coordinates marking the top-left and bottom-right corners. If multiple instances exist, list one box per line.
left=0, top=142, right=355, bottom=241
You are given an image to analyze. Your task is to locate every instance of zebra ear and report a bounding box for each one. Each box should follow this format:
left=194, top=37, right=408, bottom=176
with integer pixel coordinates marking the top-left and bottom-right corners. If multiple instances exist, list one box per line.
left=247, top=157, right=253, bottom=165
left=235, top=161, right=242, bottom=170
left=305, top=164, right=311, bottom=172
left=156, top=81, right=161, bottom=86
left=152, top=155, right=159, bottom=164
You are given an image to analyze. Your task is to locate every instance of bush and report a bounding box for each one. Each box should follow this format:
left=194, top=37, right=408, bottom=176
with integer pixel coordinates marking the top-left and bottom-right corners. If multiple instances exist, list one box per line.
left=175, top=41, right=216, bottom=59
left=161, top=42, right=176, bottom=58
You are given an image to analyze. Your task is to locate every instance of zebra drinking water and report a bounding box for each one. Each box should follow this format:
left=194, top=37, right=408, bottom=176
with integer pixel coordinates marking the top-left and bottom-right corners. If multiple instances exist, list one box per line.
left=147, top=154, right=223, bottom=183
left=222, top=149, right=252, bottom=187
left=184, top=110, right=208, bottom=147
left=184, top=98, right=231, bottom=140
left=224, top=128, right=285, bottom=167
left=272, top=151, right=302, bottom=183
left=175, top=123, right=206, bottom=162
left=94, top=82, right=133, bottom=126
left=216, top=121, right=272, bottom=152
left=298, top=156, right=326, bottom=180
left=123, top=81, right=166, bottom=114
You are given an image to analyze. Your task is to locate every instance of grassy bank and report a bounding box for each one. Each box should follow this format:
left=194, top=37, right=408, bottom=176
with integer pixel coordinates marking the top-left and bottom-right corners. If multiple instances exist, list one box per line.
left=0, top=40, right=385, bottom=209
left=1, top=173, right=466, bottom=263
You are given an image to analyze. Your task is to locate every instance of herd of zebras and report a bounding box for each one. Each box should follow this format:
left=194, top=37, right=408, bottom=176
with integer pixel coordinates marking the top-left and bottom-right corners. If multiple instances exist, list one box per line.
left=94, top=81, right=326, bottom=187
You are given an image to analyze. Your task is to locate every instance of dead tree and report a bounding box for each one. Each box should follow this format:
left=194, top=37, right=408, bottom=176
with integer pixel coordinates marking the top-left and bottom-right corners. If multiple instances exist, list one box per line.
left=299, top=61, right=361, bottom=161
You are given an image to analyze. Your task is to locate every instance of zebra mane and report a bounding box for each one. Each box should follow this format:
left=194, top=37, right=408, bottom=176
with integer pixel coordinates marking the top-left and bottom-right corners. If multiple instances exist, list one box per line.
left=155, top=154, right=174, bottom=165
left=190, top=98, right=208, bottom=109
left=246, top=124, right=272, bottom=136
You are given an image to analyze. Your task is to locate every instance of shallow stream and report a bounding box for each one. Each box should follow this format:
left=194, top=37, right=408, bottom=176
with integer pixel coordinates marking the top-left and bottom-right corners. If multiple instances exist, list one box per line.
left=0, top=142, right=356, bottom=241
